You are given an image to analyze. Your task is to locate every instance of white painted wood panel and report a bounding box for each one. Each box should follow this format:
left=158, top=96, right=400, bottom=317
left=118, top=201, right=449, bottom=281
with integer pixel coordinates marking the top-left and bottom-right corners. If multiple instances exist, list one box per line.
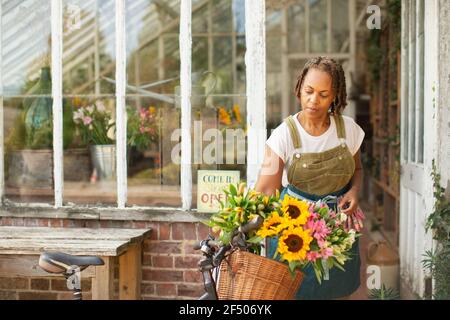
left=116, top=0, right=127, bottom=208
left=52, top=0, right=63, bottom=207
left=245, top=0, right=266, bottom=189
left=180, top=0, right=192, bottom=210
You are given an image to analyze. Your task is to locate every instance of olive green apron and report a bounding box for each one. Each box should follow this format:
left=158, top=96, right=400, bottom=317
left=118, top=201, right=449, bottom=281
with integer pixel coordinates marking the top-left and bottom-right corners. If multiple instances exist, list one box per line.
left=285, top=114, right=355, bottom=196
left=267, top=113, right=361, bottom=299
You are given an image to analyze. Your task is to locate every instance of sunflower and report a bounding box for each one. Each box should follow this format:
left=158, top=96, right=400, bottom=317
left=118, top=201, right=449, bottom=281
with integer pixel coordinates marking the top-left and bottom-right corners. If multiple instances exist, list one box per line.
left=281, top=195, right=310, bottom=225
left=256, top=211, right=289, bottom=238
left=277, top=227, right=313, bottom=262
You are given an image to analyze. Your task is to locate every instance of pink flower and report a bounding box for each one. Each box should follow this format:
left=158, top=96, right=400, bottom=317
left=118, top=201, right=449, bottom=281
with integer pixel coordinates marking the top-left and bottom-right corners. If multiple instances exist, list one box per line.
left=307, top=251, right=321, bottom=262
left=83, top=116, right=92, bottom=125
left=139, top=126, right=146, bottom=134
left=305, top=219, right=330, bottom=241
left=320, top=247, right=333, bottom=259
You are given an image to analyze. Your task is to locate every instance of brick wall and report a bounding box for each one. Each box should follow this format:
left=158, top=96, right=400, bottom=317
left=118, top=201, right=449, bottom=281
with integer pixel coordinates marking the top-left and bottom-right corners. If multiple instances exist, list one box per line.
left=0, top=217, right=209, bottom=300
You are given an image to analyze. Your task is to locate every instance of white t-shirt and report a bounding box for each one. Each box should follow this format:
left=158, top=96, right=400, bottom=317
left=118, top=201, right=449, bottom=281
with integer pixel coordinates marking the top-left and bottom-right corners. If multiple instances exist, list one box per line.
left=266, top=112, right=365, bottom=187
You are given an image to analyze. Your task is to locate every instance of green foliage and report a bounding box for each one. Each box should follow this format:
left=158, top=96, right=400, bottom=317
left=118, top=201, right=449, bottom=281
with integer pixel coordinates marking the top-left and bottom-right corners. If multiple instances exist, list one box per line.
left=368, top=284, right=400, bottom=300
left=426, top=160, right=450, bottom=241
left=422, top=241, right=450, bottom=300
left=127, top=106, right=160, bottom=153
left=422, top=159, right=450, bottom=299
left=366, top=29, right=382, bottom=85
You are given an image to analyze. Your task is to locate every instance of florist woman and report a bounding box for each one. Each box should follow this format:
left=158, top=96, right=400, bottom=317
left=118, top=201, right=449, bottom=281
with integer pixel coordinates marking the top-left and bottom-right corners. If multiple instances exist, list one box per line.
left=255, top=56, right=365, bottom=300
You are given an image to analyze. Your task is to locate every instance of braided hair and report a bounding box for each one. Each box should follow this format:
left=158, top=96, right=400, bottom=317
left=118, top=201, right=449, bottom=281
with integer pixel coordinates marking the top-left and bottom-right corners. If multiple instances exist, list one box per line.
left=294, top=56, right=347, bottom=115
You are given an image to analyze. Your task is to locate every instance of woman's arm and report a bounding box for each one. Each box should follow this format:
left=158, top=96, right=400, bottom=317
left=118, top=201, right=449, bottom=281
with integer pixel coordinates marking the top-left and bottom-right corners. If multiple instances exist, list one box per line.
left=338, top=149, right=363, bottom=213
left=254, top=146, right=284, bottom=196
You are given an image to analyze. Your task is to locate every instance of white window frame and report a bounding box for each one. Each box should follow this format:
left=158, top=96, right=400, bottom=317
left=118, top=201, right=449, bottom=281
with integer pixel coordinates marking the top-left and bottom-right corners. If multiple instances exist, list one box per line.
left=0, top=0, right=267, bottom=212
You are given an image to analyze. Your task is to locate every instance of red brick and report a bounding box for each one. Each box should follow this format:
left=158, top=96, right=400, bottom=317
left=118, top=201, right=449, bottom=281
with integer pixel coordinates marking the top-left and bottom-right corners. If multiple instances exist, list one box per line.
left=159, top=223, right=170, bottom=240
left=85, top=220, right=100, bottom=228
left=56, top=291, right=92, bottom=300
left=38, top=219, right=50, bottom=227
left=19, top=292, right=58, bottom=300
left=132, top=221, right=147, bottom=229
left=57, top=292, right=76, bottom=300
left=141, top=283, right=154, bottom=295
left=155, top=283, right=176, bottom=297
left=24, top=218, right=40, bottom=227
left=152, top=255, right=173, bottom=268
left=172, top=222, right=196, bottom=240
left=99, top=220, right=112, bottom=228
left=62, top=219, right=85, bottom=228
left=142, top=270, right=183, bottom=282
left=177, top=283, right=204, bottom=298
left=184, top=270, right=202, bottom=283
left=145, top=241, right=181, bottom=254
left=142, top=254, right=152, bottom=266
left=1, top=217, right=13, bottom=225
left=12, top=218, right=24, bottom=226
left=197, top=223, right=211, bottom=240
left=0, top=277, right=29, bottom=290
left=51, top=279, right=69, bottom=291
left=183, top=240, right=202, bottom=255
left=0, top=291, right=17, bottom=300
left=144, top=222, right=159, bottom=241
left=49, top=219, right=62, bottom=228
left=30, top=279, right=49, bottom=290
left=175, top=256, right=199, bottom=269
left=51, top=279, right=90, bottom=292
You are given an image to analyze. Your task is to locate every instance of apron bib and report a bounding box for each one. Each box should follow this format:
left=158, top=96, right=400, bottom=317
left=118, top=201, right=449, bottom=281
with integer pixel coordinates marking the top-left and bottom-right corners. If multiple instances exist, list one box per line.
left=268, top=113, right=361, bottom=300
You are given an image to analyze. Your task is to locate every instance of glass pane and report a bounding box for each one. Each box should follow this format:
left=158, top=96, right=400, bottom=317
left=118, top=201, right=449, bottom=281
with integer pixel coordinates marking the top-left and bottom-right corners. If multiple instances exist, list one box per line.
left=63, top=0, right=116, bottom=95
left=125, top=0, right=181, bottom=207
left=63, top=98, right=117, bottom=205
left=288, top=2, right=306, bottom=53
left=191, top=96, right=247, bottom=210
left=309, top=0, right=327, bottom=53
left=409, top=4, right=416, bottom=162
left=2, top=0, right=54, bottom=204
left=62, top=0, right=116, bottom=205
left=266, top=6, right=282, bottom=35
left=211, top=0, right=232, bottom=33
left=417, top=0, right=424, bottom=164
left=331, top=0, right=349, bottom=52
left=192, top=2, right=208, bottom=34
left=191, top=0, right=246, bottom=211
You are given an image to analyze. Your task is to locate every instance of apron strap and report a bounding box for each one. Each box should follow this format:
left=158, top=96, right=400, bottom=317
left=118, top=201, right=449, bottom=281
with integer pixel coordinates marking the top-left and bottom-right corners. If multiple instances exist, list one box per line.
left=284, top=116, right=302, bottom=149
left=333, top=114, right=347, bottom=139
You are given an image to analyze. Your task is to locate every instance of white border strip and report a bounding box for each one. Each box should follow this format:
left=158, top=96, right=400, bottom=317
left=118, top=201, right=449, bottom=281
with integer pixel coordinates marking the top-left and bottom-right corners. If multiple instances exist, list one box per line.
left=180, top=0, right=192, bottom=210
left=52, top=0, right=63, bottom=207
left=116, top=0, right=127, bottom=208
left=245, top=0, right=266, bottom=188
left=0, top=1, right=4, bottom=200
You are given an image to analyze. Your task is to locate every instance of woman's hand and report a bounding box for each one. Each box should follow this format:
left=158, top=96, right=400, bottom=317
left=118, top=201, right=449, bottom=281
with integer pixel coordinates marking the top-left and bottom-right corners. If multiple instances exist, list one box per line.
left=338, top=187, right=359, bottom=214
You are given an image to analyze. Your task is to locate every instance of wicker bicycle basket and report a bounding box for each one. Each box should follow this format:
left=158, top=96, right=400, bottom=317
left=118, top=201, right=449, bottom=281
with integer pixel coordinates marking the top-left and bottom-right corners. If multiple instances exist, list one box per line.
left=217, top=250, right=304, bottom=300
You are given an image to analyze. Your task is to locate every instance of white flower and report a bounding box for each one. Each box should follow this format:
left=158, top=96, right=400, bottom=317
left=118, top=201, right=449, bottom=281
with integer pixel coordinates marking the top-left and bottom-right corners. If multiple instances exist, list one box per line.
left=339, top=212, right=348, bottom=222
left=96, top=100, right=106, bottom=112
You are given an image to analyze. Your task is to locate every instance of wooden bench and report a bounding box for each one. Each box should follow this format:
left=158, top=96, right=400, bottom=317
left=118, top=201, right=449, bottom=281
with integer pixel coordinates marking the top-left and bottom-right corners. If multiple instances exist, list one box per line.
left=0, top=226, right=152, bottom=300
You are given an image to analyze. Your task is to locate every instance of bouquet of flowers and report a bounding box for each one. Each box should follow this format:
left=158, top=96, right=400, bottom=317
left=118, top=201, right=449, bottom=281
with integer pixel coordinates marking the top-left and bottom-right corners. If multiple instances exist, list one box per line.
left=206, top=182, right=361, bottom=283
left=127, top=106, right=160, bottom=152
left=73, top=100, right=115, bottom=145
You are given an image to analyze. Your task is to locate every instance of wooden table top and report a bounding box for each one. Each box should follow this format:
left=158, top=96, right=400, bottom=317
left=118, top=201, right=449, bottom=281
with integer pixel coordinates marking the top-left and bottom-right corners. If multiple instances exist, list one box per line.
left=0, top=226, right=152, bottom=256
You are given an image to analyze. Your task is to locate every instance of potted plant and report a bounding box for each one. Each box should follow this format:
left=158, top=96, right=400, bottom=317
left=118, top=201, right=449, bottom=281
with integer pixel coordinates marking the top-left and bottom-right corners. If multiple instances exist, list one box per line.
left=72, top=100, right=115, bottom=180
left=5, top=66, right=75, bottom=189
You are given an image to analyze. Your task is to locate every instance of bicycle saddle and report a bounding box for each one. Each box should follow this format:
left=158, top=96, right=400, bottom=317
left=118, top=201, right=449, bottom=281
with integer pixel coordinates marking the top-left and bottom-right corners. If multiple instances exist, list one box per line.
left=39, top=252, right=104, bottom=274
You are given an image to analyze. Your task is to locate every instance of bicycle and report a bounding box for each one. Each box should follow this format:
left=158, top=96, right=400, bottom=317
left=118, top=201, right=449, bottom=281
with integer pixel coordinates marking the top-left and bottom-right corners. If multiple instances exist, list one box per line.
left=38, top=252, right=104, bottom=300
left=194, top=216, right=263, bottom=300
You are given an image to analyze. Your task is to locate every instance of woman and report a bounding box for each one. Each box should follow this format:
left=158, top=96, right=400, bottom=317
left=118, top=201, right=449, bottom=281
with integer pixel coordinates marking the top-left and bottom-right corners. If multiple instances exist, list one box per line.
left=255, top=56, right=365, bottom=300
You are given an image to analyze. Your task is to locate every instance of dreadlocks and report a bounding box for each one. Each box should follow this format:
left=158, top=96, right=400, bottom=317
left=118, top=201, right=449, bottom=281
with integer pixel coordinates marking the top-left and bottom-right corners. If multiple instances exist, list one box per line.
left=294, top=56, right=347, bottom=115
